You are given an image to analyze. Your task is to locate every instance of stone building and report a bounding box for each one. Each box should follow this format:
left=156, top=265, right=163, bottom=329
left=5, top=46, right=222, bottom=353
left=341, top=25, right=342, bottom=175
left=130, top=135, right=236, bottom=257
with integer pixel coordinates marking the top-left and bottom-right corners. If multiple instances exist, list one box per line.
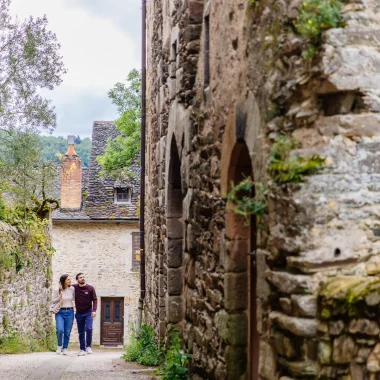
left=52, top=121, right=140, bottom=346
left=144, top=0, right=380, bottom=378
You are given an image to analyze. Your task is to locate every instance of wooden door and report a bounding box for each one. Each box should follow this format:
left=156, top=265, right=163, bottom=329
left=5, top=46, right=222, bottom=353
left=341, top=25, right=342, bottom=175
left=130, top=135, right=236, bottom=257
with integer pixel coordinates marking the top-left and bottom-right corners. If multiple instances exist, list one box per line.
left=101, top=297, right=124, bottom=346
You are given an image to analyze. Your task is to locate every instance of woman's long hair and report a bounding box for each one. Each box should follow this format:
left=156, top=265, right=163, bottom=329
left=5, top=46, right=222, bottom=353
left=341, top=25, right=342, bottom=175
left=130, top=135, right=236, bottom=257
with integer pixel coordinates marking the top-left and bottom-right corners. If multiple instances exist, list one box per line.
left=59, top=274, right=69, bottom=290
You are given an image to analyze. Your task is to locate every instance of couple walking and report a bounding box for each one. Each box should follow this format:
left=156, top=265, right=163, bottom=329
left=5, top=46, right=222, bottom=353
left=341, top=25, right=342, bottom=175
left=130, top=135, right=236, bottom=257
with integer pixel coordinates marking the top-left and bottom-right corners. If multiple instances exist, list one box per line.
left=52, top=272, right=97, bottom=356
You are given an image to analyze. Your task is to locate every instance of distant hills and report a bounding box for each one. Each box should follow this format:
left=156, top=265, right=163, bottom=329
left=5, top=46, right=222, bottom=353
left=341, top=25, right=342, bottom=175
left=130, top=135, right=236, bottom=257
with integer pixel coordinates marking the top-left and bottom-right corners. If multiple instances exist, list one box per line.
left=40, top=135, right=92, bottom=167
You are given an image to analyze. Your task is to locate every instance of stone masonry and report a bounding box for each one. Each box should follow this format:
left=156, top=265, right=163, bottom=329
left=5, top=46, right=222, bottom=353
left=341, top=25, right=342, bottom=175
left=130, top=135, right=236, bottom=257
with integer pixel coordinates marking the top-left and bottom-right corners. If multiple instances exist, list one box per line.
left=0, top=222, right=54, bottom=347
left=144, top=0, right=380, bottom=379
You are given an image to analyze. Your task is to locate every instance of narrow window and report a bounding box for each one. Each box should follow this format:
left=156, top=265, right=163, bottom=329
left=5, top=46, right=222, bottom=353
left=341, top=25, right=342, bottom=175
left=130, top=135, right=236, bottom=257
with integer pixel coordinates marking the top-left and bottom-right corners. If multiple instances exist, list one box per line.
left=114, top=188, right=132, bottom=203
left=204, top=15, right=210, bottom=89
left=132, top=232, right=141, bottom=271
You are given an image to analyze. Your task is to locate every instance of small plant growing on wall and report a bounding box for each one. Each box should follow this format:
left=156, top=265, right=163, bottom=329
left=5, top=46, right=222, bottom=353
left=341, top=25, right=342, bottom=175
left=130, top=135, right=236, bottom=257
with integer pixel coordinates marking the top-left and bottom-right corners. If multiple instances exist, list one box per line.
left=269, top=136, right=325, bottom=184
left=158, top=331, right=190, bottom=380
left=227, top=177, right=267, bottom=225
left=294, top=0, right=344, bottom=59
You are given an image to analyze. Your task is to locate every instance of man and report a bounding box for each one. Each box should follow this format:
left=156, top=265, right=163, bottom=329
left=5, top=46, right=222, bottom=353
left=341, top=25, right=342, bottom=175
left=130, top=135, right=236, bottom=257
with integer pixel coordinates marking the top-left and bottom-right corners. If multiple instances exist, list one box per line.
left=72, top=272, right=97, bottom=356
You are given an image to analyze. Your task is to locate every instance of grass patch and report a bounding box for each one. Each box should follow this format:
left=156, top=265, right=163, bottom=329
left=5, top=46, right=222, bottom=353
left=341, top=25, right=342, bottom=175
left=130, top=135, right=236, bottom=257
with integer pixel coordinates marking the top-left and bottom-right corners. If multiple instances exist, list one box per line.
left=0, top=330, right=56, bottom=354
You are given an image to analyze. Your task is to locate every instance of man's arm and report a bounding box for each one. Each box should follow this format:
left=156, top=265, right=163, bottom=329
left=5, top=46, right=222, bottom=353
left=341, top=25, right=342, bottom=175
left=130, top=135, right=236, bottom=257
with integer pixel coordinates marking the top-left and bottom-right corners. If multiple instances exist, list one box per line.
left=91, top=286, right=98, bottom=317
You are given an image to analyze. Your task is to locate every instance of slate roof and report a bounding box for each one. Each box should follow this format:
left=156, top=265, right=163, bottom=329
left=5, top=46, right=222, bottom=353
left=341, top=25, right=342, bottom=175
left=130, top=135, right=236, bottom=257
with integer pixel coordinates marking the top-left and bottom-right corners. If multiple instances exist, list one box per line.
left=52, top=121, right=140, bottom=221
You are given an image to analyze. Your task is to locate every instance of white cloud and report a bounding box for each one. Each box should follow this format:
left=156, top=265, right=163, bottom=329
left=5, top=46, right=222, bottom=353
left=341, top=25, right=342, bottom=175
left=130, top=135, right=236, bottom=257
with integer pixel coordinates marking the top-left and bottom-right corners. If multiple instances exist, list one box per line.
left=10, top=0, right=140, bottom=136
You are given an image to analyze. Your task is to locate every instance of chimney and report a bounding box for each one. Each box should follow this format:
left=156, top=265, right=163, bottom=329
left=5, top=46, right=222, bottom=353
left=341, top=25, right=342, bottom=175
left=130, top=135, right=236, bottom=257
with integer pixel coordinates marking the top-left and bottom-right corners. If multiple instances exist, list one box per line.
left=60, top=135, right=82, bottom=210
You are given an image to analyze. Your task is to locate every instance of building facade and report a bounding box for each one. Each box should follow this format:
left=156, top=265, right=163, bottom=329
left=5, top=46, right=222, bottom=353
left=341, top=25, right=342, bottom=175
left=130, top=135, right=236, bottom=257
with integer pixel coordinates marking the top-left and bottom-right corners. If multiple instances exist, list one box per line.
left=145, top=0, right=380, bottom=379
left=52, top=121, right=140, bottom=346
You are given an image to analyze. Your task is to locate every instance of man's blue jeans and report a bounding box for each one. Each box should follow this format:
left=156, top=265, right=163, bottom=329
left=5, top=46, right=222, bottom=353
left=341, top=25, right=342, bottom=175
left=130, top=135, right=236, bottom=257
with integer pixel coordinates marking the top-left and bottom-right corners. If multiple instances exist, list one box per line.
left=75, top=312, right=93, bottom=351
left=55, top=308, right=74, bottom=349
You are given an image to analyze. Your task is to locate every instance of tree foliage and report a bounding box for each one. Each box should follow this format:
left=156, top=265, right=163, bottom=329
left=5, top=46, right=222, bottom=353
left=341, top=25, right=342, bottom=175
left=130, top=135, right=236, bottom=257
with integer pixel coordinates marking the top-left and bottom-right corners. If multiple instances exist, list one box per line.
left=0, top=0, right=66, bottom=132
left=97, top=69, right=141, bottom=179
left=0, top=130, right=59, bottom=219
left=39, top=135, right=91, bottom=167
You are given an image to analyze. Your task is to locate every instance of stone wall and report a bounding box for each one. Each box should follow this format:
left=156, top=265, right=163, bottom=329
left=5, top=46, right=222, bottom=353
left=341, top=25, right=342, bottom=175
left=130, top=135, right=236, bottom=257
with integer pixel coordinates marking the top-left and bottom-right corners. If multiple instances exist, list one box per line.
left=0, top=222, right=54, bottom=348
left=51, top=221, right=140, bottom=345
left=145, top=0, right=380, bottom=379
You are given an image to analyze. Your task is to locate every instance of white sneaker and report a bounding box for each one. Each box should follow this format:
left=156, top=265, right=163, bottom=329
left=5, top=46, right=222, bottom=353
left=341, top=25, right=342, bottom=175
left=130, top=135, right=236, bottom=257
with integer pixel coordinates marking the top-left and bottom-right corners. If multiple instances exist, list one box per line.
left=86, top=347, right=92, bottom=354
left=78, top=350, right=86, bottom=356
left=62, top=349, right=68, bottom=355
left=56, top=346, right=62, bottom=354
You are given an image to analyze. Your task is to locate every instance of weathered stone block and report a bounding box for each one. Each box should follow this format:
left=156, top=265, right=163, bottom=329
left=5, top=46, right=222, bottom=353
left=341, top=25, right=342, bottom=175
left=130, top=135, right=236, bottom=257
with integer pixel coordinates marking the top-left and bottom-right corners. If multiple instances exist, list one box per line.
left=349, top=319, right=380, bottom=336
left=333, top=335, right=356, bottom=364
left=329, top=320, right=345, bottom=336
left=266, top=271, right=316, bottom=294
left=223, top=239, right=248, bottom=273
left=169, top=62, right=176, bottom=78
left=225, top=345, right=247, bottom=380
left=168, top=78, right=176, bottom=100
left=225, top=210, right=249, bottom=240
left=224, top=272, right=248, bottom=311
left=167, top=238, right=182, bottom=268
left=259, top=340, right=277, bottom=380
left=291, top=295, right=317, bottom=317
left=269, top=312, right=318, bottom=337
left=318, top=341, right=332, bottom=365
left=215, top=310, right=247, bottom=346
left=166, top=217, right=183, bottom=239
left=188, top=0, right=204, bottom=24
left=176, top=68, right=184, bottom=94
left=166, top=295, right=183, bottom=323
left=166, top=188, right=183, bottom=218
left=167, top=268, right=183, bottom=295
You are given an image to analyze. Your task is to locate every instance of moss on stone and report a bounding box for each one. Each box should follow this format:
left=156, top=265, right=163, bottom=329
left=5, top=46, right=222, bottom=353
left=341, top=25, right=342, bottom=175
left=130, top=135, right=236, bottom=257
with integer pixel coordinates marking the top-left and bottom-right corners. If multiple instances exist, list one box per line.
left=319, top=276, right=380, bottom=318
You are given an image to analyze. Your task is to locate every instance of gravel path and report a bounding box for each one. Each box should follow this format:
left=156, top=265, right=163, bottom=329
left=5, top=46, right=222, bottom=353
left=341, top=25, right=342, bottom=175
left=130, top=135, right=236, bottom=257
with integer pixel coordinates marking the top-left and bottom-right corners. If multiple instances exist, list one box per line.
left=0, top=348, right=157, bottom=380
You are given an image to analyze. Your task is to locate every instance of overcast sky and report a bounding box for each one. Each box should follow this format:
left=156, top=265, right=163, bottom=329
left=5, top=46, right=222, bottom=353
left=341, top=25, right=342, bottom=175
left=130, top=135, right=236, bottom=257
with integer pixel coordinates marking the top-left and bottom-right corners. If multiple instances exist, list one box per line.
left=10, top=0, right=141, bottom=138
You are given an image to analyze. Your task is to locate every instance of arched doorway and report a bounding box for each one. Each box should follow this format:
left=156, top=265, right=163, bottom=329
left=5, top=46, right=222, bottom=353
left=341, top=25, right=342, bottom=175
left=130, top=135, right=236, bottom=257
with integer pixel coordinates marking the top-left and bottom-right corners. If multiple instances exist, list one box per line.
left=165, top=136, right=184, bottom=332
left=225, top=141, right=258, bottom=379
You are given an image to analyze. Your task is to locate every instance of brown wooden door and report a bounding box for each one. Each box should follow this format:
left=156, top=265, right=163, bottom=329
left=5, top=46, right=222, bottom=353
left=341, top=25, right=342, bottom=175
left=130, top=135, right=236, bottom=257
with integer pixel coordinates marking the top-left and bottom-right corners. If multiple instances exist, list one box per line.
left=101, top=297, right=124, bottom=346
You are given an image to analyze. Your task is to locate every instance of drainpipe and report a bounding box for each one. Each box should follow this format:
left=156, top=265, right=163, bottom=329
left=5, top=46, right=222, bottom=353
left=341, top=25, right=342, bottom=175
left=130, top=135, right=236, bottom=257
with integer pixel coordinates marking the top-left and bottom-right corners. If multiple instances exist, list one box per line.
left=136, top=0, right=146, bottom=337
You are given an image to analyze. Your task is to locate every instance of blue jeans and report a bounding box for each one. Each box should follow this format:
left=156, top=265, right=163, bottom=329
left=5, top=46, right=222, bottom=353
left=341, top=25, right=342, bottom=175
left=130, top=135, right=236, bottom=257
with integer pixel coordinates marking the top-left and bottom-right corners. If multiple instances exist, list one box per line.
left=55, top=308, right=74, bottom=349
left=75, top=312, right=93, bottom=351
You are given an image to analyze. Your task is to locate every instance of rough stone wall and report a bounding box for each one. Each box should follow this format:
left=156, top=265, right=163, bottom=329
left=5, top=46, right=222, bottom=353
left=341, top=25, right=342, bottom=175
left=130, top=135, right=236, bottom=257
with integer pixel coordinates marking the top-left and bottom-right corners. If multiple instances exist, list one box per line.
left=51, top=221, right=140, bottom=345
left=0, top=222, right=53, bottom=346
left=145, top=0, right=380, bottom=379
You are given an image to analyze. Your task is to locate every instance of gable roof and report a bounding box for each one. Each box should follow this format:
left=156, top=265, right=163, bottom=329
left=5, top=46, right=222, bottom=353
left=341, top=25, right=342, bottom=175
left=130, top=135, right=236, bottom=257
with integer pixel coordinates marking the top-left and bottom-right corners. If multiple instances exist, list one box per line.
left=52, top=121, right=140, bottom=222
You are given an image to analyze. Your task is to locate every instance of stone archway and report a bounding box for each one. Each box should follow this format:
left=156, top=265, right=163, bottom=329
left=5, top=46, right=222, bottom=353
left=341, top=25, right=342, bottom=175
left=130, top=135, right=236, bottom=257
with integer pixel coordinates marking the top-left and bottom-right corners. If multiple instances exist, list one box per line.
left=220, top=93, right=264, bottom=379
left=224, top=141, right=258, bottom=379
left=165, top=136, right=184, bottom=332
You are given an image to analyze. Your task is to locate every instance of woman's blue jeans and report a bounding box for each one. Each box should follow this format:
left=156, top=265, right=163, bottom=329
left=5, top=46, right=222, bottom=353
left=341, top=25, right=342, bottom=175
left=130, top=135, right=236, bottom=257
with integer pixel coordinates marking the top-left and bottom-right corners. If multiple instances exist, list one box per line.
left=55, top=308, right=74, bottom=349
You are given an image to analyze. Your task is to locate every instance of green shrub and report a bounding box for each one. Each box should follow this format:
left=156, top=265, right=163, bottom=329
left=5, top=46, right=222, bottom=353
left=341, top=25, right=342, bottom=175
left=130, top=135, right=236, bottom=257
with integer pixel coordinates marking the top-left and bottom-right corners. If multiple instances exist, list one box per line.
left=159, top=333, right=190, bottom=380
left=123, top=325, right=161, bottom=366
left=0, top=330, right=55, bottom=354
left=269, top=136, right=325, bottom=184
left=227, top=178, right=267, bottom=225
left=294, top=0, right=343, bottom=58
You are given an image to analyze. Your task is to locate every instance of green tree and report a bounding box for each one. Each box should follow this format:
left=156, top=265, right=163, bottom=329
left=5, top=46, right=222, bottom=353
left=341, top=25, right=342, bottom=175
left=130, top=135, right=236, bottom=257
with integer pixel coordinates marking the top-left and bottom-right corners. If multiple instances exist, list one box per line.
left=0, top=130, right=59, bottom=219
left=39, top=135, right=92, bottom=167
left=97, top=69, right=141, bottom=178
left=0, top=0, right=66, bottom=132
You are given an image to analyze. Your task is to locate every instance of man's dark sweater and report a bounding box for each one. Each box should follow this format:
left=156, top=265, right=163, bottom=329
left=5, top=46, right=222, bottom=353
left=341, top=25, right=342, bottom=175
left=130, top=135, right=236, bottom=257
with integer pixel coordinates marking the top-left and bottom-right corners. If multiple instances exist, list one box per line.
left=72, top=283, right=97, bottom=314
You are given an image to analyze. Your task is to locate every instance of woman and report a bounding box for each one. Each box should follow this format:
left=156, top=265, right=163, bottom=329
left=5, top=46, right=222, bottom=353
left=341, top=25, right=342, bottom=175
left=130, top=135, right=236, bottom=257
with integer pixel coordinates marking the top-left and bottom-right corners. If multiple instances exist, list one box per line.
left=52, top=274, right=75, bottom=355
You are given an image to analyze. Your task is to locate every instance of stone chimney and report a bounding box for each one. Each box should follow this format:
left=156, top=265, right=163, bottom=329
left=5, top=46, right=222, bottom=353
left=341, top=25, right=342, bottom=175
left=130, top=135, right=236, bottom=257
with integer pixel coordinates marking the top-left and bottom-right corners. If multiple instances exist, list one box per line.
left=60, top=135, right=82, bottom=210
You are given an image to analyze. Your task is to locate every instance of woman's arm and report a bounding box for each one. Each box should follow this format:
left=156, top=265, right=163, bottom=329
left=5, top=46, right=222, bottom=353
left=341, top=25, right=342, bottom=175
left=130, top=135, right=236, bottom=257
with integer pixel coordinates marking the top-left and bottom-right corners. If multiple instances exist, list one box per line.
left=52, top=288, right=62, bottom=303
